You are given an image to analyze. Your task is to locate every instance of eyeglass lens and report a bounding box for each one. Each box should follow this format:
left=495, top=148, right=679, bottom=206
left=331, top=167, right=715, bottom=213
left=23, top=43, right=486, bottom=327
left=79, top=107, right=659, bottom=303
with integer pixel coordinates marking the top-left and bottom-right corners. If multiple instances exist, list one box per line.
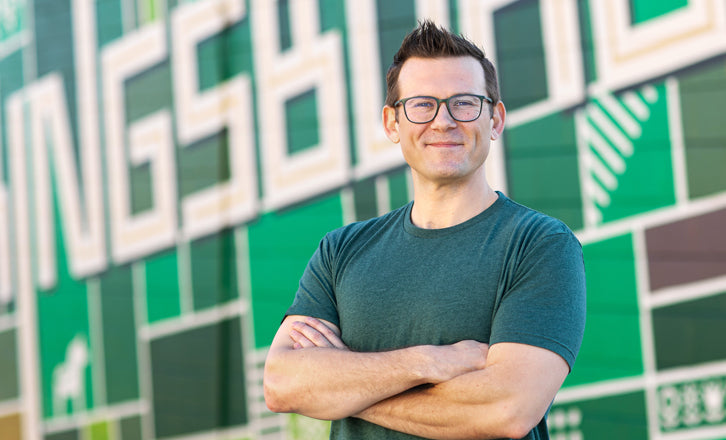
left=404, top=95, right=482, bottom=123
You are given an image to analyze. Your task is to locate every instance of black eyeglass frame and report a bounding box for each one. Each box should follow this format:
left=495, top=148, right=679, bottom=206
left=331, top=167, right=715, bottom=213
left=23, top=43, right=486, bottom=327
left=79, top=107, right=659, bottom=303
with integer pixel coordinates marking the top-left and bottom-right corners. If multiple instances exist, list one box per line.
left=393, top=94, right=494, bottom=124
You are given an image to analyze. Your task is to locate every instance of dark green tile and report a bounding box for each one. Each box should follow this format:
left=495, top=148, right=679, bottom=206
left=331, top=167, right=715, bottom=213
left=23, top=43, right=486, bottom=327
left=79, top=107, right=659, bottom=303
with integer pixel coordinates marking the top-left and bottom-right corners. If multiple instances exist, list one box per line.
left=0, top=329, right=18, bottom=400
left=151, top=317, right=247, bottom=437
left=505, top=111, right=583, bottom=230
left=550, top=391, right=648, bottom=439
left=653, top=291, right=726, bottom=370
left=353, top=178, right=378, bottom=221
left=494, top=0, right=548, bottom=110
left=190, top=229, right=238, bottom=311
left=100, top=266, right=140, bottom=403
left=119, top=415, right=143, bottom=440
left=286, top=89, right=319, bottom=155
left=680, top=60, right=726, bottom=199
left=388, top=168, right=410, bottom=210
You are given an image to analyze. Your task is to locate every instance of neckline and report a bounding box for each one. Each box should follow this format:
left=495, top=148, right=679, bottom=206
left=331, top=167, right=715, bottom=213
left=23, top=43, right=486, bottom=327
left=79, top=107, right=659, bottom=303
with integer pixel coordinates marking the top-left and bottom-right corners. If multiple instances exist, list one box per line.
left=403, top=191, right=506, bottom=238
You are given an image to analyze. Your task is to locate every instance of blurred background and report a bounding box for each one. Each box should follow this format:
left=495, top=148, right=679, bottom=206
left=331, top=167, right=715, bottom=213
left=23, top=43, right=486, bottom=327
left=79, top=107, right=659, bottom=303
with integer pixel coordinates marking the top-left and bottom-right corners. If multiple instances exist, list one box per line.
left=1, top=0, right=725, bottom=439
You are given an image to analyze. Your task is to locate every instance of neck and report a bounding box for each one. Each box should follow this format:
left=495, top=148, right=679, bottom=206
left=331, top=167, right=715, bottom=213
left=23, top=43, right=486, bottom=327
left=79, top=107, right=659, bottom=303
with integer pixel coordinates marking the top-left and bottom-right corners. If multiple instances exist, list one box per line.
left=409, top=172, right=498, bottom=229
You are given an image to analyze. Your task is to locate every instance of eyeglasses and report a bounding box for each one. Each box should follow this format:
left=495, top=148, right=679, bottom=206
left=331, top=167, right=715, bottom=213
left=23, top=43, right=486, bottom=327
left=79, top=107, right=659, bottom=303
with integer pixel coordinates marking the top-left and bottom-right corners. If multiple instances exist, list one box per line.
left=394, top=94, right=493, bottom=124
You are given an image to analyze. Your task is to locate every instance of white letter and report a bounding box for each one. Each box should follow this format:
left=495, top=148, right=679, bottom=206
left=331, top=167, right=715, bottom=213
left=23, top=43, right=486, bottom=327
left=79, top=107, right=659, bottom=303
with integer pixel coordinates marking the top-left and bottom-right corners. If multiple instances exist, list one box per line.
left=22, top=73, right=106, bottom=288
left=345, top=0, right=407, bottom=179
left=252, top=0, right=350, bottom=210
left=171, top=0, right=257, bottom=240
left=102, top=23, right=177, bottom=263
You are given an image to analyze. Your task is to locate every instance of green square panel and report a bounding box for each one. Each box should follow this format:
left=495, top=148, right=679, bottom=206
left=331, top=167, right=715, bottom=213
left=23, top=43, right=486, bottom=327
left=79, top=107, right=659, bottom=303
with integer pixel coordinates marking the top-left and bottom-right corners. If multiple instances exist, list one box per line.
left=277, top=0, right=293, bottom=51
left=125, top=61, right=172, bottom=124
left=679, top=59, right=726, bottom=199
left=45, top=430, right=79, bottom=440
left=653, top=291, right=726, bottom=370
left=150, top=317, right=247, bottom=438
left=178, top=130, right=232, bottom=197
left=581, top=83, right=676, bottom=225
left=0, top=329, right=19, bottom=400
left=376, top=0, right=417, bottom=102
left=120, top=415, right=143, bottom=440
left=37, top=229, right=92, bottom=418
left=657, top=373, right=726, bottom=434
left=550, top=391, right=648, bottom=439
left=86, top=420, right=109, bottom=440
left=248, top=193, right=344, bottom=348
left=286, top=89, right=319, bottom=155
left=505, top=111, right=583, bottom=230
left=388, top=168, right=411, bottom=211
left=197, top=18, right=253, bottom=91
left=0, top=50, right=24, bottom=98
left=564, top=233, right=643, bottom=387
left=319, top=0, right=346, bottom=33
left=190, top=229, right=239, bottom=311
left=99, top=266, right=140, bottom=404
left=145, top=250, right=181, bottom=323
left=96, top=0, right=124, bottom=47
left=494, top=0, right=548, bottom=110
left=629, top=0, right=688, bottom=25
left=130, top=163, right=152, bottom=214
left=0, top=0, right=24, bottom=40
left=353, top=177, right=377, bottom=221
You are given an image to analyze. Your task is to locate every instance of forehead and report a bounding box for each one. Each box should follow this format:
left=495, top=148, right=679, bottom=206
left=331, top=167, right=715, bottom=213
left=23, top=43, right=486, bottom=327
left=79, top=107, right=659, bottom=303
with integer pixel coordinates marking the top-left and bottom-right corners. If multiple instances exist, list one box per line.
left=397, top=56, right=486, bottom=97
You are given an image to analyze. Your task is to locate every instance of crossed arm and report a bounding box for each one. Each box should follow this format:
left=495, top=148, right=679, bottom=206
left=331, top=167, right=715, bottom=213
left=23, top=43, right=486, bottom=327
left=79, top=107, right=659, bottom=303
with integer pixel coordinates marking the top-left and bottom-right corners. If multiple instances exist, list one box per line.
left=263, top=315, right=569, bottom=440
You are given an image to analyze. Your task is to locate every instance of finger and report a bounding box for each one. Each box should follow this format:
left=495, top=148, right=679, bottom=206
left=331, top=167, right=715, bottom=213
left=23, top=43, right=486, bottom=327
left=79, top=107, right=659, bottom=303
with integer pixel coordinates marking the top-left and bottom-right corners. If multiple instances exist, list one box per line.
left=289, top=329, right=318, bottom=349
left=290, top=322, right=335, bottom=348
left=304, top=318, right=348, bottom=350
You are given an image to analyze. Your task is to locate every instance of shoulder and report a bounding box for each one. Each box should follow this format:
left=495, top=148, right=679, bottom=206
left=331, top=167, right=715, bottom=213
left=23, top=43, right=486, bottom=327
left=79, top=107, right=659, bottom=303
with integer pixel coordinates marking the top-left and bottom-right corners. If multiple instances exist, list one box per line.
left=322, top=202, right=411, bottom=251
left=495, top=194, right=580, bottom=249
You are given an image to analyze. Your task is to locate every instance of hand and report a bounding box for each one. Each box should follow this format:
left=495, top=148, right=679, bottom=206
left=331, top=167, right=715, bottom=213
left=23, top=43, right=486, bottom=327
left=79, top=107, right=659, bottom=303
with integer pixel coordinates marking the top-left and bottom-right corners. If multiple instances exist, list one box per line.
left=420, top=340, right=489, bottom=384
left=289, top=317, right=349, bottom=350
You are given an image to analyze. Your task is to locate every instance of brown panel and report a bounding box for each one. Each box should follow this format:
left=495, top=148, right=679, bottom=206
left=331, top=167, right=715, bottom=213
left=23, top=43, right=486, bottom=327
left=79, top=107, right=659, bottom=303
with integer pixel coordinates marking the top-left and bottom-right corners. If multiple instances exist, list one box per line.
left=646, top=208, right=726, bottom=291
left=0, top=413, right=22, bottom=440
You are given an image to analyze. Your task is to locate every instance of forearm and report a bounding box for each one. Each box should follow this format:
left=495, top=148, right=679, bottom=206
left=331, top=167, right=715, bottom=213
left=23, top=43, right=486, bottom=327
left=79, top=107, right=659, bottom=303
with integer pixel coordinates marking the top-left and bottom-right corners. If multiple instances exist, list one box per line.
left=264, top=316, right=488, bottom=421
left=356, top=344, right=568, bottom=440
left=264, top=344, right=434, bottom=420
left=356, top=370, right=516, bottom=440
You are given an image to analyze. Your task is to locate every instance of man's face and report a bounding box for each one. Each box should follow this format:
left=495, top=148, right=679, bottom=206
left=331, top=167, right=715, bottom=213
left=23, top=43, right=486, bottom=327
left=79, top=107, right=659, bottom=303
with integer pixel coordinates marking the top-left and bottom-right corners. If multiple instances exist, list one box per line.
left=383, top=56, right=503, bottom=187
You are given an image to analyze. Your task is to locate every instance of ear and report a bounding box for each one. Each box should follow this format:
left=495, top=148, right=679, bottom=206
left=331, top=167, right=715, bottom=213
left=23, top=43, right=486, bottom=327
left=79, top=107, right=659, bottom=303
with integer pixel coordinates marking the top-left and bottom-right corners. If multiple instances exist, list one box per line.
left=382, top=105, right=400, bottom=144
left=490, top=100, right=506, bottom=141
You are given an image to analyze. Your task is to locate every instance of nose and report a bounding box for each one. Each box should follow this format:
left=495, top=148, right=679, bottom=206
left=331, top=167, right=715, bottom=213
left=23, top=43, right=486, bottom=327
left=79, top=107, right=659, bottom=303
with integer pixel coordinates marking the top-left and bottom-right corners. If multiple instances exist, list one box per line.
left=430, top=101, right=456, bottom=129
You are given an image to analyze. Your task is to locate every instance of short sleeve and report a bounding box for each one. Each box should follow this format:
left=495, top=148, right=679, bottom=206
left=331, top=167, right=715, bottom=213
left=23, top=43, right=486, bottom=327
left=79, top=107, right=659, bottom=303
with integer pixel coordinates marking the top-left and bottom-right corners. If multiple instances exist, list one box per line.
left=489, top=231, right=587, bottom=370
left=285, top=234, right=341, bottom=327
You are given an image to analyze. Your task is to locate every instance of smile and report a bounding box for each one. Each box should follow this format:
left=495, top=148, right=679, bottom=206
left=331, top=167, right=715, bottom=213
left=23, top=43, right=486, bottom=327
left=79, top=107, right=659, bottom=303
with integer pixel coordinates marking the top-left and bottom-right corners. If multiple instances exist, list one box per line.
left=426, top=142, right=463, bottom=148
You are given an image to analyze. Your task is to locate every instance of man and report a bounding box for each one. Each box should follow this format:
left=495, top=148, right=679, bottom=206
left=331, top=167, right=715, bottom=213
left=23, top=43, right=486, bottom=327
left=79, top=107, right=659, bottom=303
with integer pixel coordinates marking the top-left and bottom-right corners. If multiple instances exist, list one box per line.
left=264, top=20, right=586, bottom=440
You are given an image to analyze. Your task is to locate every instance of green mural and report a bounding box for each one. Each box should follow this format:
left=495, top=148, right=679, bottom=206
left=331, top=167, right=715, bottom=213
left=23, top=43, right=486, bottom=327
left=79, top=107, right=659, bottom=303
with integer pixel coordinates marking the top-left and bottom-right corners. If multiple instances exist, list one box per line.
left=1, top=0, right=726, bottom=439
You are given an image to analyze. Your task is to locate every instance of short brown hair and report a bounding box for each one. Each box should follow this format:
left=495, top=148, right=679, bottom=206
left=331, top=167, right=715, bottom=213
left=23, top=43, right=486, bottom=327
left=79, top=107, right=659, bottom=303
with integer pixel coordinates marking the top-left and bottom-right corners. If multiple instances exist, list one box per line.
left=385, top=20, right=500, bottom=109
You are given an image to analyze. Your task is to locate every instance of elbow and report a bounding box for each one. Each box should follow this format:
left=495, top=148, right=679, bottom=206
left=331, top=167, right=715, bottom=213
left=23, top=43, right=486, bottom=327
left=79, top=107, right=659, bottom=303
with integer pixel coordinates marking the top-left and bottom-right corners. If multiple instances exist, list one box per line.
left=263, top=381, right=287, bottom=413
left=459, top=403, right=539, bottom=440
left=263, top=384, right=289, bottom=414
left=486, top=406, right=542, bottom=440
left=499, top=420, right=537, bottom=440
left=263, top=367, right=295, bottom=414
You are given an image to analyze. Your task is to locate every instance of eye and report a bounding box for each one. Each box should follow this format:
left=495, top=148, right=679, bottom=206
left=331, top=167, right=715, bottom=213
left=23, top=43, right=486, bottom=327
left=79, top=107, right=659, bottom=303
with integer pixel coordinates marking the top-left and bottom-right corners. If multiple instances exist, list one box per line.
left=451, top=96, right=478, bottom=107
left=410, top=98, right=435, bottom=108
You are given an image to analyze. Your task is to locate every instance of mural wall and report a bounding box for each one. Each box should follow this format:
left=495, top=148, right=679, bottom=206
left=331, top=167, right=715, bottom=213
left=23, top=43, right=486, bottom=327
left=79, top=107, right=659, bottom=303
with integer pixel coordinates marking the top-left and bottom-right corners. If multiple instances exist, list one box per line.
left=1, top=0, right=725, bottom=439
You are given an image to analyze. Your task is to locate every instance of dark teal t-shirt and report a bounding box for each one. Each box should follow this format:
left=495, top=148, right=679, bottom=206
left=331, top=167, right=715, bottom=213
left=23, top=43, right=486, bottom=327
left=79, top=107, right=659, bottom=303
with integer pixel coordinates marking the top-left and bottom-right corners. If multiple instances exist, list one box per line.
left=287, top=192, right=587, bottom=440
